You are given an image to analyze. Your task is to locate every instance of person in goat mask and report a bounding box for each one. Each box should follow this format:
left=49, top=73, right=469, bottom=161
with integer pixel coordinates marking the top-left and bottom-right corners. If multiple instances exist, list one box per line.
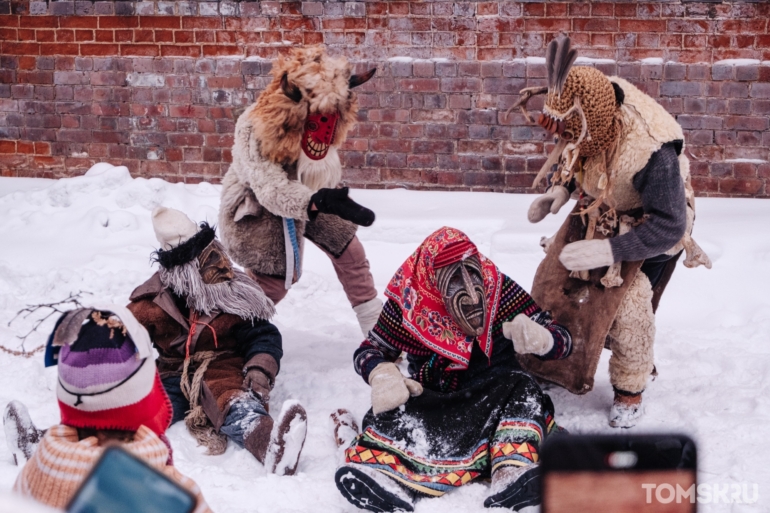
left=335, top=227, right=573, bottom=512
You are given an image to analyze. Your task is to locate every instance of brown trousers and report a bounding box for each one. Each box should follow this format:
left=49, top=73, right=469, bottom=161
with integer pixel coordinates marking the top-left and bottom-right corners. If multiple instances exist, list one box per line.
left=248, top=235, right=377, bottom=307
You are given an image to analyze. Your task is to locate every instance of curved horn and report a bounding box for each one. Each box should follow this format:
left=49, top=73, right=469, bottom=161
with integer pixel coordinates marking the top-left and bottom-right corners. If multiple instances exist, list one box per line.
left=281, top=72, right=302, bottom=103
left=349, top=68, right=376, bottom=88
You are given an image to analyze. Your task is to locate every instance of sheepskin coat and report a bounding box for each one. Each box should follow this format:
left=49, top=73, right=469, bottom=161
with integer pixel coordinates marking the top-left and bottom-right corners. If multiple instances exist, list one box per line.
left=219, top=47, right=361, bottom=280
left=219, top=105, right=357, bottom=279
left=126, top=273, right=282, bottom=429
left=582, top=77, right=696, bottom=256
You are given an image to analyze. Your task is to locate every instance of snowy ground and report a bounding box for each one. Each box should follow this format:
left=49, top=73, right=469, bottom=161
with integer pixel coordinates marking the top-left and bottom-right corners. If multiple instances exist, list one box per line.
left=0, top=165, right=768, bottom=512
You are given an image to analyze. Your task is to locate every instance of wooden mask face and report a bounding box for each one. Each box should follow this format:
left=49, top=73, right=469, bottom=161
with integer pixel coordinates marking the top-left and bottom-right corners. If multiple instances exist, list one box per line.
left=198, top=243, right=234, bottom=285
left=435, top=255, right=486, bottom=337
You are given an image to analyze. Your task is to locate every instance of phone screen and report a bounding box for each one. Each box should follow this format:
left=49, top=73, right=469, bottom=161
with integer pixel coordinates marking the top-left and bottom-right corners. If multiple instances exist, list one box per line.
left=67, top=446, right=196, bottom=513
left=541, top=435, right=697, bottom=513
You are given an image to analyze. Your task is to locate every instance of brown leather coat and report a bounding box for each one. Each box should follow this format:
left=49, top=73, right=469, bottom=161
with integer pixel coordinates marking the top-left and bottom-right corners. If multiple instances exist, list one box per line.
left=127, top=273, right=281, bottom=429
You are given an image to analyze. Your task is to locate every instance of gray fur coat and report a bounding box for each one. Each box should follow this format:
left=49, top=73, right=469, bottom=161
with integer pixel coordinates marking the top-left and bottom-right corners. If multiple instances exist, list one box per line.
left=219, top=103, right=357, bottom=278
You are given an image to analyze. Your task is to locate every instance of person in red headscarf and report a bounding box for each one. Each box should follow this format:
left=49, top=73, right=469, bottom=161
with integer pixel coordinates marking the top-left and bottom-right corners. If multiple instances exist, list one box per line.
left=335, top=227, right=573, bottom=513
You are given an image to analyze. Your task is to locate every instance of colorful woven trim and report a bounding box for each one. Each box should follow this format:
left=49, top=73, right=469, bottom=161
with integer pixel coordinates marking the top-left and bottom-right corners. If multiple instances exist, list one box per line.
left=345, top=427, right=488, bottom=496
left=490, top=418, right=544, bottom=472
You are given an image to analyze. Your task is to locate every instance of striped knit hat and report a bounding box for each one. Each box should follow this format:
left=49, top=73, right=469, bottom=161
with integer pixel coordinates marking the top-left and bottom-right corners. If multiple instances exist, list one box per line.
left=45, top=304, right=172, bottom=437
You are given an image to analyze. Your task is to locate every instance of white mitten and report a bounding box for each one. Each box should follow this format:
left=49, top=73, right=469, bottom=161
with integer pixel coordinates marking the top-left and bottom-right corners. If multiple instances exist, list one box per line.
left=369, top=362, right=423, bottom=415
left=559, top=239, right=614, bottom=271
left=527, top=186, right=570, bottom=223
left=503, top=314, right=554, bottom=356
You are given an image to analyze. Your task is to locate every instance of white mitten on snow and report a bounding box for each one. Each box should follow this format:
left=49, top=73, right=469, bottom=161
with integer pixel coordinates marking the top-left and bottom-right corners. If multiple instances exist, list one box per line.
left=369, top=362, right=423, bottom=415
left=527, top=186, right=570, bottom=223
left=559, top=239, right=614, bottom=271
left=353, top=297, right=383, bottom=337
left=503, top=314, right=554, bottom=356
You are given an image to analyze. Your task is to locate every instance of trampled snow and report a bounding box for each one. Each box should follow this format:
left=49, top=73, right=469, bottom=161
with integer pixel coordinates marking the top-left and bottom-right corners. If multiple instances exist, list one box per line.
left=0, top=166, right=768, bottom=512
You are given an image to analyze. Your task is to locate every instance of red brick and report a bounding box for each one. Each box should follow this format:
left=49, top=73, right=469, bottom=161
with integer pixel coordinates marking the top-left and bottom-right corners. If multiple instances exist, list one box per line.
left=34, top=142, right=50, bottom=155
left=0, top=16, right=19, bottom=28
left=60, top=17, right=98, bottom=29
left=160, top=45, right=200, bottom=58
left=80, top=44, right=120, bottom=56
left=31, top=29, right=51, bottom=42
left=75, top=30, right=94, bottom=42
left=619, top=19, right=666, bottom=33
left=522, top=3, right=544, bottom=17
left=2, top=42, right=40, bottom=55
left=99, top=17, right=139, bottom=29
left=168, top=105, right=206, bottom=118
left=202, top=45, right=241, bottom=57
left=195, top=31, right=215, bottom=44
left=524, top=18, right=571, bottom=32
left=181, top=18, right=222, bottom=30
left=0, top=28, right=16, bottom=41
left=114, top=30, right=132, bottom=43
left=20, top=16, right=57, bottom=29
left=719, top=178, right=763, bottom=195
left=133, top=29, right=154, bottom=43
left=140, top=16, right=182, bottom=29
left=18, top=56, right=36, bottom=69
left=56, top=29, right=75, bottom=43
left=120, top=44, right=159, bottom=57
left=94, top=30, right=114, bottom=43
left=0, top=141, right=16, bottom=153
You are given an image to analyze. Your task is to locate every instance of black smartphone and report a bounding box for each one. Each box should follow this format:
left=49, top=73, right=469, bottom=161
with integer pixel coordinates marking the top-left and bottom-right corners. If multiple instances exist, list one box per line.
left=66, top=446, right=197, bottom=513
left=540, top=434, right=697, bottom=513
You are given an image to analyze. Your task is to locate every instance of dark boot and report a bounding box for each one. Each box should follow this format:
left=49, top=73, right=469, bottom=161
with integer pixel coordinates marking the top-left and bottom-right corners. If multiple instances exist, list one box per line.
left=484, top=465, right=541, bottom=510
left=243, top=413, right=274, bottom=464
left=336, top=464, right=415, bottom=512
left=3, top=401, right=45, bottom=465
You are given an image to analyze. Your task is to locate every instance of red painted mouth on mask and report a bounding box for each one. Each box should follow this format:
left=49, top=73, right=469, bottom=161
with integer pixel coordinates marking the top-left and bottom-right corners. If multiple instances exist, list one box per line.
left=538, top=113, right=568, bottom=138
left=302, top=112, right=339, bottom=160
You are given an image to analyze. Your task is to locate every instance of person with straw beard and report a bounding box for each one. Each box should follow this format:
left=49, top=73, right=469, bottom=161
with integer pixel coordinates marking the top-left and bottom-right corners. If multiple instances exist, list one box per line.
left=126, top=206, right=307, bottom=476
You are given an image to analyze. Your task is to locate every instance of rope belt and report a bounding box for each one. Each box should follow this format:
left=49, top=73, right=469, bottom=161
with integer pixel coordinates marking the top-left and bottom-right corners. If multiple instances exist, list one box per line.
left=179, top=312, right=227, bottom=455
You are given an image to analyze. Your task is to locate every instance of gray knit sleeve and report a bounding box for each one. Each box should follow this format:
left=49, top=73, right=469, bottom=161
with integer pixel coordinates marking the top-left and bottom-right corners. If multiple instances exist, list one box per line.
left=609, top=142, right=687, bottom=263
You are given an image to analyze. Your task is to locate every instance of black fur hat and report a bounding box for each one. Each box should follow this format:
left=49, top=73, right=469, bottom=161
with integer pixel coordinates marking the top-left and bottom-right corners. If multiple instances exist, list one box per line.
left=153, top=223, right=216, bottom=269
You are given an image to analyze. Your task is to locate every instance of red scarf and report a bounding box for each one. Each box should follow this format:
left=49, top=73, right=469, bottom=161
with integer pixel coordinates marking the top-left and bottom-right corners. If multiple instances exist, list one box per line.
left=385, top=227, right=502, bottom=370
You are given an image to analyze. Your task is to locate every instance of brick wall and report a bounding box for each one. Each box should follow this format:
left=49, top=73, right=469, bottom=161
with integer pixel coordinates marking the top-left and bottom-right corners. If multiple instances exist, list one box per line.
left=1, top=0, right=769, bottom=197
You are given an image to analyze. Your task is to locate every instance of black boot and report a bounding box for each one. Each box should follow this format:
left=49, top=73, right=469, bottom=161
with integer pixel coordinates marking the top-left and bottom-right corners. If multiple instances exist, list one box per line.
left=484, top=465, right=541, bottom=510
left=336, top=464, right=415, bottom=512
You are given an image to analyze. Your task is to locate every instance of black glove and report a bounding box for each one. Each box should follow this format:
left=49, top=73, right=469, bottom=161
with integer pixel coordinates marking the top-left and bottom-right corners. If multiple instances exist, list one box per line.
left=308, top=187, right=375, bottom=227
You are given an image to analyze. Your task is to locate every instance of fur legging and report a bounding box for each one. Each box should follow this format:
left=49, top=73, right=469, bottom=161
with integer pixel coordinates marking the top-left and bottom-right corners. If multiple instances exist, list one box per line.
left=608, top=272, right=655, bottom=394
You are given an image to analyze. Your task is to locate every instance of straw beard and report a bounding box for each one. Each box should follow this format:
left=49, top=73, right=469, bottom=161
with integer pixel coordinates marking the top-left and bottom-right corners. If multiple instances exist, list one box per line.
left=158, top=259, right=275, bottom=321
left=297, top=145, right=342, bottom=192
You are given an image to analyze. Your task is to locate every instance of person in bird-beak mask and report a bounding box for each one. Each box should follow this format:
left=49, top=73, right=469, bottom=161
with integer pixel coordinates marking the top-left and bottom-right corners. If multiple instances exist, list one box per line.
left=219, top=46, right=383, bottom=337
left=335, top=227, right=574, bottom=513
left=510, top=35, right=711, bottom=428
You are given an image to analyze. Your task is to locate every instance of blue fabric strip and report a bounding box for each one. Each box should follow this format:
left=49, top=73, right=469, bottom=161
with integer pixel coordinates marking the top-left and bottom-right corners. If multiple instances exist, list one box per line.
left=285, top=217, right=301, bottom=282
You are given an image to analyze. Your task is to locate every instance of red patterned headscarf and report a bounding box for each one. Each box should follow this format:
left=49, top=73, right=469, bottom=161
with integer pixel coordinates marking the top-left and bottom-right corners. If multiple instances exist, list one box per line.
left=385, top=227, right=503, bottom=370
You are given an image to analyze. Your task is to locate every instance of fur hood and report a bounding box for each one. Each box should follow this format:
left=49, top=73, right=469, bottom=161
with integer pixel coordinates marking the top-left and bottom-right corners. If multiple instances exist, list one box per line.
left=248, top=46, right=360, bottom=166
